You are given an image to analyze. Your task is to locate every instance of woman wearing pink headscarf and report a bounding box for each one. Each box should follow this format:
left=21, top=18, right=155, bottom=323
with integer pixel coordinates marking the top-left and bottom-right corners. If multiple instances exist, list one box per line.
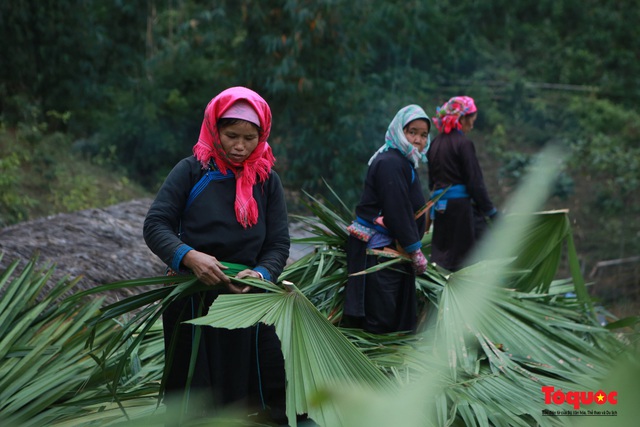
left=144, top=87, right=289, bottom=423
left=427, top=96, right=498, bottom=271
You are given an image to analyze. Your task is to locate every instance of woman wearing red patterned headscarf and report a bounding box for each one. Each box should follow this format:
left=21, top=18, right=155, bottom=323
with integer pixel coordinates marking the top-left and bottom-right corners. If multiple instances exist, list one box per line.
left=427, top=96, right=499, bottom=271
left=144, top=87, right=289, bottom=423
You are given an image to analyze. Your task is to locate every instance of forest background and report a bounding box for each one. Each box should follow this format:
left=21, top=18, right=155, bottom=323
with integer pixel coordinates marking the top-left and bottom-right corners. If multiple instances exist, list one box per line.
left=1, top=0, right=639, bottom=317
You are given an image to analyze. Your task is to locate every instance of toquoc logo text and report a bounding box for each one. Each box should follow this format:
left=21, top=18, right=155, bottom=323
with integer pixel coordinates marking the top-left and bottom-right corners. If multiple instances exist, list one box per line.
left=541, top=386, right=618, bottom=410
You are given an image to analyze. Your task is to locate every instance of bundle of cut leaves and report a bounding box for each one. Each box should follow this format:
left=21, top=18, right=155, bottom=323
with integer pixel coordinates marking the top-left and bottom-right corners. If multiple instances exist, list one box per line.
left=1, top=147, right=638, bottom=426
left=0, top=256, right=166, bottom=427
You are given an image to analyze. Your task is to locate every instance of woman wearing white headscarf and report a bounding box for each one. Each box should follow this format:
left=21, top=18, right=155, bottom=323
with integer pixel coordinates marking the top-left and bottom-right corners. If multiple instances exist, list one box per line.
left=344, top=104, right=431, bottom=334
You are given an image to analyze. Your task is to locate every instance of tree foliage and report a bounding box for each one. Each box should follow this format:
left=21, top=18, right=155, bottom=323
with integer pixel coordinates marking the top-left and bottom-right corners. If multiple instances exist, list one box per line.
left=3, top=0, right=638, bottom=190
left=1, top=0, right=639, bottom=299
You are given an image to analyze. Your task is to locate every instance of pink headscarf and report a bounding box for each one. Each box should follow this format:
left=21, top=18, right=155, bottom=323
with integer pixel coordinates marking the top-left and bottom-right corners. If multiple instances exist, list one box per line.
left=220, top=100, right=261, bottom=127
left=432, top=96, right=477, bottom=134
left=193, top=86, right=275, bottom=228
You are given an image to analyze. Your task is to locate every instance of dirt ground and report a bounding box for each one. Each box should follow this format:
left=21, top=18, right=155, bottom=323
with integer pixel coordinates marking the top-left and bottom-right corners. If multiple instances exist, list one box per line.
left=0, top=198, right=316, bottom=303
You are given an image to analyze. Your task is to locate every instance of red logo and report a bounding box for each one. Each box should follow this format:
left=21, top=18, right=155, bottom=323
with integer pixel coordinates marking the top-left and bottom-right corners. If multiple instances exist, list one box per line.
left=542, top=386, right=618, bottom=410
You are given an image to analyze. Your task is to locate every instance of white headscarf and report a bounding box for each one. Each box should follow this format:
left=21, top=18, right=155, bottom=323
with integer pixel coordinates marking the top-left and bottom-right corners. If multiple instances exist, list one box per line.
left=368, top=104, right=431, bottom=169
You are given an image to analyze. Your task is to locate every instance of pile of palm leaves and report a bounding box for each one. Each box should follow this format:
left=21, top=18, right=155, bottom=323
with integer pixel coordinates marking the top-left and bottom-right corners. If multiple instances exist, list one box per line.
left=1, top=148, right=638, bottom=426
left=277, top=185, right=638, bottom=426
left=0, top=256, right=166, bottom=427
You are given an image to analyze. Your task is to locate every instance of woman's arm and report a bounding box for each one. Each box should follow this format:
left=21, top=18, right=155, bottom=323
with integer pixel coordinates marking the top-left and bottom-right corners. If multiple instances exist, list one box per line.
left=143, top=158, right=196, bottom=271
left=376, top=157, right=423, bottom=252
left=460, top=139, right=496, bottom=216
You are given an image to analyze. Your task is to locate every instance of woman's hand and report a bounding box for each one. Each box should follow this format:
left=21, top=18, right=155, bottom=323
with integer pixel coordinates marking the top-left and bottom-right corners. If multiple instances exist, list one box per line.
left=182, top=250, right=230, bottom=286
left=410, top=249, right=428, bottom=275
left=232, top=269, right=262, bottom=294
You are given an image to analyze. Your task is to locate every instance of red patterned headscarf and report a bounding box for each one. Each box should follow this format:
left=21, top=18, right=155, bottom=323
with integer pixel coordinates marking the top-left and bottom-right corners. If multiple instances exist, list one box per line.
left=432, top=96, right=477, bottom=134
left=193, top=86, right=275, bottom=228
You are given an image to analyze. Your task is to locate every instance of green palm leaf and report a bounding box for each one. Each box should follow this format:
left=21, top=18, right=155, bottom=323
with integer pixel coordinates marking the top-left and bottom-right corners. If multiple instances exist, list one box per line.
left=188, top=279, right=394, bottom=427
left=0, top=259, right=165, bottom=426
left=508, top=210, right=569, bottom=293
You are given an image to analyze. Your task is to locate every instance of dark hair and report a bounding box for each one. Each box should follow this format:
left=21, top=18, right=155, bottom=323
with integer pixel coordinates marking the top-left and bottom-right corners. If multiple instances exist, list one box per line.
left=217, top=117, right=261, bottom=133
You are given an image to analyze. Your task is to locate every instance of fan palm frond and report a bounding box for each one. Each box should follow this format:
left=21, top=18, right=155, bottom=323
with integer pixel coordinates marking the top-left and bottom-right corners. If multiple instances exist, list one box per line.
left=188, top=278, right=394, bottom=427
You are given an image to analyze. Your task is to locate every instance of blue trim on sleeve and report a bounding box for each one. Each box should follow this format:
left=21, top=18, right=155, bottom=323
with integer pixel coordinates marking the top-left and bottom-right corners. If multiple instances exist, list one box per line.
left=403, top=241, right=422, bottom=253
left=485, top=207, right=497, bottom=217
left=172, top=244, right=193, bottom=271
left=253, top=266, right=271, bottom=282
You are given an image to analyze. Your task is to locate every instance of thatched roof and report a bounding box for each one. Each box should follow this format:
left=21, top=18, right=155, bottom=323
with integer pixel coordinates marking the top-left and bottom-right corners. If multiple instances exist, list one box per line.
left=0, top=199, right=165, bottom=302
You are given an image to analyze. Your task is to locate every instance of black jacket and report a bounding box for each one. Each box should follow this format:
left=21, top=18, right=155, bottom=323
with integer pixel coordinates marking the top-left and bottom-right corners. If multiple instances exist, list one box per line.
left=143, top=156, right=290, bottom=281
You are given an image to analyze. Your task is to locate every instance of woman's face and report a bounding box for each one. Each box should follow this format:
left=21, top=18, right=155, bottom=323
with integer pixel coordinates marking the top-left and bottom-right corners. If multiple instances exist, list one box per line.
left=403, top=119, right=430, bottom=152
left=219, top=120, right=260, bottom=164
left=460, top=113, right=477, bottom=133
